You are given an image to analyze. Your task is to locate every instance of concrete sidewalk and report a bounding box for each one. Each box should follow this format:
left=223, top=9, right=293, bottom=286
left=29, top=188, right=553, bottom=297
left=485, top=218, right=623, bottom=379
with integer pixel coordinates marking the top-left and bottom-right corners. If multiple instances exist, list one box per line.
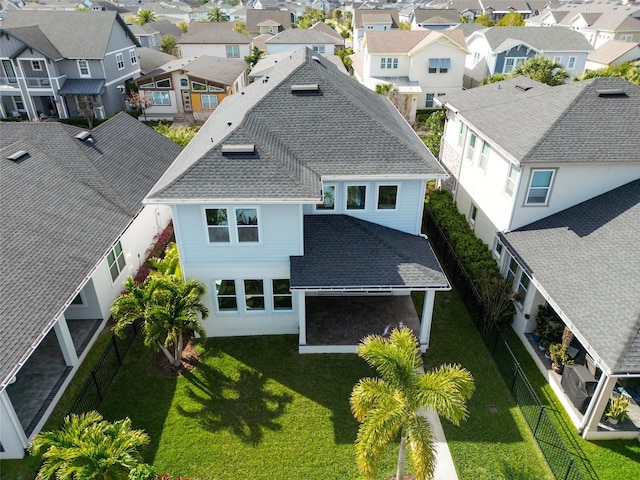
left=422, top=408, right=459, bottom=480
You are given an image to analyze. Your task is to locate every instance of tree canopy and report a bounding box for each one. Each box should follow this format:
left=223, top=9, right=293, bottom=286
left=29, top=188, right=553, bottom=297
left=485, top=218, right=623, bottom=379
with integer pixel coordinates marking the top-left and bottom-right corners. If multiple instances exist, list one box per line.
left=496, top=11, right=525, bottom=26
left=574, top=61, right=640, bottom=86
left=475, top=13, right=494, bottom=27
left=207, top=7, right=227, bottom=22
left=134, top=9, right=157, bottom=25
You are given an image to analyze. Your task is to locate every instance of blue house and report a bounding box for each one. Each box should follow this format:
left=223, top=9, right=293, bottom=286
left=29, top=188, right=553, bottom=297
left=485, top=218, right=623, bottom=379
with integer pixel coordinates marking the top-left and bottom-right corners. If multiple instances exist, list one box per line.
left=145, top=48, right=450, bottom=353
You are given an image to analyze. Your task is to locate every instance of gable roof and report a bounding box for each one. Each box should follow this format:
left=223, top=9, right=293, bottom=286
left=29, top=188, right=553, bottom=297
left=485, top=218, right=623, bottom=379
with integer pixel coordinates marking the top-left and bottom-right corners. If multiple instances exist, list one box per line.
left=179, top=21, right=251, bottom=44
left=0, top=114, right=182, bottom=391
left=250, top=50, right=349, bottom=78
left=137, top=47, right=177, bottom=75
left=246, top=8, right=294, bottom=34
left=265, top=27, right=338, bottom=45
left=146, top=48, right=446, bottom=203
left=500, top=179, right=640, bottom=374
left=365, top=29, right=467, bottom=54
left=1, top=25, right=62, bottom=60
left=414, top=8, right=461, bottom=24
left=137, top=55, right=246, bottom=86
left=438, top=76, right=640, bottom=164
left=587, top=39, right=640, bottom=65
left=353, top=7, right=400, bottom=29
left=0, top=10, right=138, bottom=59
left=476, top=26, right=593, bottom=53
left=310, top=20, right=345, bottom=44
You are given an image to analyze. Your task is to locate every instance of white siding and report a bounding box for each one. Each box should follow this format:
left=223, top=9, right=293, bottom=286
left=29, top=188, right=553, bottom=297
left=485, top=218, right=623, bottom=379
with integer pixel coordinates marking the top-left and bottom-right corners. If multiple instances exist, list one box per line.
left=179, top=44, right=251, bottom=59
left=266, top=43, right=335, bottom=55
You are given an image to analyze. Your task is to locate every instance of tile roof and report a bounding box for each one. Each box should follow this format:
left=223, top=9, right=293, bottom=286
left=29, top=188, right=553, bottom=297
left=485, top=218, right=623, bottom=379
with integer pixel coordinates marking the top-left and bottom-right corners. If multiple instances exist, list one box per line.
left=438, top=76, right=640, bottom=164
left=477, top=26, right=593, bottom=52
left=587, top=39, right=640, bottom=65
left=0, top=10, right=137, bottom=59
left=146, top=48, right=446, bottom=203
left=138, top=55, right=246, bottom=86
left=179, top=21, right=251, bottom=44
left=290, top=215, right=449, bottom=289
left=0, top=114, right=182, bottom=390
left=500, top=179, right=640, bottom=374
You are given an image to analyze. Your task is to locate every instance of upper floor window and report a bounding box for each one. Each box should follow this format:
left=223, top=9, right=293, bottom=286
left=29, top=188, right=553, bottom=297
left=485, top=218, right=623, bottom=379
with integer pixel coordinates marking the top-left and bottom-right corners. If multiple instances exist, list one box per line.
left=226, top=45, right=240, bottom=58
left=148, top=91, right=170, bottom=106
left=312, top=45, right=325, bottom=53
left=116, top=53, right=125, bottom=70
left=201, top=94, right=219, bottom=110
left=428, top=58, right=450, bottom=73
left=155, top=78, right=171, bottom=88
left=31, top=60, right=43, bottom=71
left=215, top=279, right=237, bottom=311
left=236, top=208, right=259, bottom=242
left=505, top=164, right=519, bottom=196
left=205, top=207, right=260, bottom=243
left=478, top=141, right=490, bottom=171
left=525, top=169, right=555, bottom=205
left=493, top=237, right=504, bottom=260
left=457, top=122, right=466, bottom=148
left=425, top=93, right=435, bottom=108
left=317, top=184, right=335, bottom=210
left=506, top=256, right=518, bottom=285
left=620, top=34, right=633, bottom=41
left=192, top=81, right=207, bottom=91
left=129, top=49, right=138, bottom=65
left=380, top=57, right=398, bottom=69
left=376, top=185, right=398, bottom=210
left=77, top=60, right=90, bottom=77
left=180, top=78, right=189, bottom=88
left=206, top=208, right=230, bottom=242
left=107, top=241, right=126, bottom=282
left=567, top=56, right=576, bottom=69
left=465, top=132, right=477, bottom=161
left=346, top=185, right=366, bottom=210
left=503, top=57, right=525, bottom=74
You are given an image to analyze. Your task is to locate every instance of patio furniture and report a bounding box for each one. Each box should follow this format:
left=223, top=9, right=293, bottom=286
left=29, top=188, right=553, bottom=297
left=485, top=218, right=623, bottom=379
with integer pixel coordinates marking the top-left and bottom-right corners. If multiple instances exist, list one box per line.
left=561, top=364, right=597, bottom=414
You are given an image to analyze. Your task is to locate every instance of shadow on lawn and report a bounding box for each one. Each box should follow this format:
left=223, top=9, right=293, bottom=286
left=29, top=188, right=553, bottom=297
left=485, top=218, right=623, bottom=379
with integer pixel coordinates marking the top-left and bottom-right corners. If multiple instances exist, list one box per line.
left=177, top=361, right=293, bottom=446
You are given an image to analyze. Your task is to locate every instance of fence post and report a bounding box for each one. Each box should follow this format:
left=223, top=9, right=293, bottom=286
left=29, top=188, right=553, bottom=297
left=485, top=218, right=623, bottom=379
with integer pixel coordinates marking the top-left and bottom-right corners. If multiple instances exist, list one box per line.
left=92, top=371, right=102, bottom=402
left=563, top=458, right=575, bottom=480
left=112, top=335, right=121, bottom=364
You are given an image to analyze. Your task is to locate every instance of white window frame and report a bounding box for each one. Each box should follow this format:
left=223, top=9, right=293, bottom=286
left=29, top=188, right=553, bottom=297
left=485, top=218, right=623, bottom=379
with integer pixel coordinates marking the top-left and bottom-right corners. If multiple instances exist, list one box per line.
left=567, top=56, right=576, bottom=69
left=191, top=81, right=207, bottom=91
left=205, top=207, right=231, bottom=243
left=525, top=169, right=555, bottom=206
left=375, top=184, right=399, bottom=211
left=465, top=132, right=477, bottom=161
left=516, top=270, right=530, bottom=305
left=428, top=57, right=451, bottom=74
left=148, top=91, right=170, bottom=106
left=345, top=184, right=367, bottom=211
left=380, top=57, right=398, bottom=69
left=316, top=184, right=336, bottom=211
left=214, top=279, right=238, bottom=313
left=155, top=78, right=171, bottom=89
left=478, top=141, right=490, bottom=171
left=503, top=57, right=525, bottom=74
left=425, top=93, right=435, bottom=108
left=619, top=34, right=633, bottom=41
left=492, top=237, right=504, bottom=261
left=203, top=206, right=262, bottom=245
left=272, top=279, right=293, bottom=311
left=31, top=60, right=43, bottom=71
left=243, top=279, right=265, bottom=312
left=505, top=164, right=520, bottom=197
left=129, top=49, right=138, bottom=65
left=457, top=122, right=466, bottom=149
left=77, top=59, right=90, bottom=77
left=201, top=94, right=219, bottom=110
left=468, top=204, right=477, bottom=225
left=312, top=45, right=325, bottom=53
left=226, top=45, right=240, bottom=58
left=505, top=256, right=518, bottom=286
left=116, top=53, right=125, bottom=71
left=107, top=241, right=126, bottom=283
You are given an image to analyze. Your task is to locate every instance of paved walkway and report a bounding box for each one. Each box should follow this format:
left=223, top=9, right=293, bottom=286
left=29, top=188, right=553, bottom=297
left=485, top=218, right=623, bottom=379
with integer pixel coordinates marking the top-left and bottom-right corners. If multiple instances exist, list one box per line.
left=423, top=408, right=459, bottom=480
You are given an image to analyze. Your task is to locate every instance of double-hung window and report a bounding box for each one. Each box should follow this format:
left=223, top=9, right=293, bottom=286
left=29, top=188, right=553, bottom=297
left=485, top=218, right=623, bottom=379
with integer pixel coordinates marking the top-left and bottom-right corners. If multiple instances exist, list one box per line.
left=526, top=169, right=555, bottom=205
left=129, top=49, right=138, bottom=65
left=272, top=279, right=292, bottom=310
left=201, top=94, right=218, bottom=110
left=236, top=208, right=259, bottom=242
left=465, top=132, right=477, bottom=161
left=457, top=122, right=466, bottom=148
left=503, top=57, right=524, bottom=74
left=206, top=208, right=230, bottom=242
left=77, top=60, right=90, bottom=77
left=567, top=56, right=576, bottom=69
left=425, top=93, right=435, bottom=108
left=116, top=53, right=125, bottom=70
left=505, top=164, right=519, bottom=196
left=107, top=241, right=126, bottom=282
left=478, top=141, right=490, bottom=171
left=312, top=45, right=325, bottom=53
left=317, top=184, right=335, bottom=210
left=205, top=208, right=260, bottom=243
left=469, top=204, right=477, bottom=225
left=215, top=279, right=237, bottom=311
left=506, top=257, right=518, bottom=285
left=244, top=280, right=265, bottom=311
left=516, top=271, right=530, bottom=304
left=376, top=185, right=398, bottom=210
left=428, top=58, right=451, bottom=73
left=226, top=45, right=240, bottom=58
left=493, top=237, right=504, bottom=260
left=346, top=185, right=366, bottom=210
left=380, top=57, right=398, bottom=69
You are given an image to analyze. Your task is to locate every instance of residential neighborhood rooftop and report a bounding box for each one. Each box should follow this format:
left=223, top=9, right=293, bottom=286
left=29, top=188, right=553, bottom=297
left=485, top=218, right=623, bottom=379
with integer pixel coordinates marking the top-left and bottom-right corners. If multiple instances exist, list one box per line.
left=364, top=29, right=467, bottom=54
left=138, top=55, right=247, bottom=86
left=474, top=26, right=594, bottom=53
left=179, top=21, right=251, bottom=44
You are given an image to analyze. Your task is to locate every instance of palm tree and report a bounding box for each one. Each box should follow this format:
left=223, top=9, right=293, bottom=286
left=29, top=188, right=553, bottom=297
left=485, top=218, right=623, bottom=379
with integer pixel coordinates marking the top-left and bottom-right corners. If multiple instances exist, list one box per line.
left=207, top=7, right=228, bottom=22
left=134, top=9, right=157, bottom=25
left=30, top=411, right=150, bottom=480
left=111, top=275, right=208, bottom=367
left=350, top=327, right=474, bottom=480
left=510, top=56, right=569, bottom=86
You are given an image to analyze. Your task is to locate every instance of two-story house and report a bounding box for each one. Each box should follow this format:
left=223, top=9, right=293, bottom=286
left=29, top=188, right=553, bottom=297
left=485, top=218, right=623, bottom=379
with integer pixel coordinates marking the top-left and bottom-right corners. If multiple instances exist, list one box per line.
left=0, top=11, right=140, bottom=121
left=128, top=20, right=183, bottom=52
left=135, top=55, right=247, bottom=122
left=264, top=28, right=339, bottom=55
left=447, top=0, right=546, bottom=22
left=435, top=77, right=640, bottom=440
left=0, top=113, right=182, bottom=459
left=352, top=7, right=400, bottom=53
left=351, top=29, right=468, bottom=123
left=178, top=22, right=252, bottom=60
left=585, top=39, right=640, bottom=71
left=411, top=8, right=461, bottom=30
left=144, top=48, right=450, bottom=355
left=246, top=8, right=294, bottom=37
left=464, top=26, right=593, bottom=87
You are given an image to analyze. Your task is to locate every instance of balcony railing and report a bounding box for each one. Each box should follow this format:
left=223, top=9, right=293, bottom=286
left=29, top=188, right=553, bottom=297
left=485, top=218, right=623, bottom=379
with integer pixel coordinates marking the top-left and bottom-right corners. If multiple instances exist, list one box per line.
left=25, top=77, right=52, bottom=88
left=0, top=77, right=18, bottom=87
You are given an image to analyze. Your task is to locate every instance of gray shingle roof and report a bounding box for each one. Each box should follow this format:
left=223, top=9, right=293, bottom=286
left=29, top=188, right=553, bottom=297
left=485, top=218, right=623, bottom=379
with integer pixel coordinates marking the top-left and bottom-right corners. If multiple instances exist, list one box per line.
left=246, top=8, right=294, bottom=34
left=353, top=7, right=400, bottom=29
left=265, top=28, right=338, bottom=45
left=0, top=114, right=182, bottom=390
left=477, top=26, right=593, bottom=53
left=438, top=76, right=640, bottom=164
left=137, top=47, right=177, bottom=75
left=137, top=55, right=246, bottom=86
left=146, top=48, right=447, bottom=202
left=1, top=26, right=62, bottom=60
left=290, top=215, right=449, bottom=289
left=0, top=10, right=138, bottom=59
left=500, top=179, right=640, bottom=374
left=180, top=21, right=251, bottom=44
left=414, top=8, right=461, bottom=24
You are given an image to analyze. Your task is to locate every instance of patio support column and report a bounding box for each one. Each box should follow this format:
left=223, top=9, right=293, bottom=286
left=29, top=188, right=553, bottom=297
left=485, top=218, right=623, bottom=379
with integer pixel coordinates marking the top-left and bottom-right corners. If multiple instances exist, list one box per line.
left=54, top=315, right=78, bottom=367
left=297, top=291, right=306, bottom=345
left=0, top=388, right=29, bottom=458
left=580, top=373, right=617, bottom=439
left=419, top=290, right=435, bottom=353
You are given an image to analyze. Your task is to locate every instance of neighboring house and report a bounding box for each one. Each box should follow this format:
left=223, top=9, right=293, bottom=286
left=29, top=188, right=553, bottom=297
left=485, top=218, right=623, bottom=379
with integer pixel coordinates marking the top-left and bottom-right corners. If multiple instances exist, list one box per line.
left=144, top=48, right=450, bottom=357
left=585, top=39, right=640, bottom=71
left=128, top=20, right=183, bottom=51
left=447, top=0, right=546, bottom=22
left=352, top=7, right=400, bottom=53
left=526, top=2, right=640, bottom=48
left=464, top=26, right=593, bottom=87
left=246, top=8, right=294, bottom=37
left=137, top=47, right=177, bottom=76
left=351, top=29, right=468, bottom=123
left=435, top=76, right=640, bottom=440
left=179, top=22, right=252, bottom=59
left=0, top=11, right=140, bottom=121
left=0, top=113, right=182, bottom=459
left=135, top=55, right=247, bottom=122
left=144, top=1, right=192, bottom=24
left=411, top=8, right=461, bottom=30
left=265, top=27, right=339, bottom=54
left=309, top=20, right=345, bottom=51
left=248, top=49, right=348, bottom=80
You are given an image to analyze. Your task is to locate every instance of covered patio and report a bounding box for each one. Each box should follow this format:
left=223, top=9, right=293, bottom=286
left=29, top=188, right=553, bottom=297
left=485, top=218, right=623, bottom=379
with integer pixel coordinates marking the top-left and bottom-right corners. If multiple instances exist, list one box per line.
left=290, top=215, right=450, bottom=353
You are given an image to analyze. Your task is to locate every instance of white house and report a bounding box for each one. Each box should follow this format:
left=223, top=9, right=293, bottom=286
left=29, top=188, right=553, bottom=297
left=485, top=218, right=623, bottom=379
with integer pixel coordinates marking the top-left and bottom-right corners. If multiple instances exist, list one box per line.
left=351, top=29, right=468, bottom=123
left=179, top=22, right=252, bottom=60
left=265, top=27, right=338, bottom=55
left=144, top=48, right=451, bottom=355
left=0, top=114, right=182, bottom=459
left=435, top=76, right=640, bottom=440
left=352, top=7, right=400, bottom=53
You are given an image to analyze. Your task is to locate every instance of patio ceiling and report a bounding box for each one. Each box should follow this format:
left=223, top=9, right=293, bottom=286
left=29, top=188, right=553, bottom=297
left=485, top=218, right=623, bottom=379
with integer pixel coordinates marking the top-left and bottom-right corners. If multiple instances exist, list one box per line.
left=290, top=215, right=449, bottom=291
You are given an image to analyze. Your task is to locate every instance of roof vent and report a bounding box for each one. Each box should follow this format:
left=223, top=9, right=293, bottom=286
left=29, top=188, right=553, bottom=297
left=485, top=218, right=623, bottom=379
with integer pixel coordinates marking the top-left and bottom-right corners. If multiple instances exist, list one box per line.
left=221, top=144, right=255, bottom=155
left=597, top=89, right=627, bottom=97
left=312, top=55, right=321, bottom=62
left=291, top=84, right=319, bottom=93
left=75, top=130, right=92, bottom=141
left=6, top=150, right=29, bottom=162
left=515, top=84, right=532, bottom=92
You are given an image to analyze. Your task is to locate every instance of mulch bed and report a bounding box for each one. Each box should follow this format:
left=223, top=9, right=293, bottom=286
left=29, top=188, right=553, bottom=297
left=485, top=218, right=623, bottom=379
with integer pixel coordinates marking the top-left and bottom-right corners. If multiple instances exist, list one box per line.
left=155, top=332, right=200, bottom=377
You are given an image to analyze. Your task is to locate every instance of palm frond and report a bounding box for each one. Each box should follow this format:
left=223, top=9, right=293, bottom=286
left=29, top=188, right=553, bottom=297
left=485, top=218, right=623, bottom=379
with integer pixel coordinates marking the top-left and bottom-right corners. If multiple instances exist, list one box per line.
left=415, top=364, right=474, bottom=425
left=406, top=413, right=436, bottom=480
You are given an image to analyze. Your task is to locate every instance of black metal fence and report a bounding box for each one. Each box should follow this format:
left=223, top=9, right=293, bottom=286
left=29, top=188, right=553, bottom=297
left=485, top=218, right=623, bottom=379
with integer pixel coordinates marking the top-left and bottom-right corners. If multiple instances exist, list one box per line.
left=69, top=322, right=139, bottom=415
left=423, top=206, right=584, bottom=480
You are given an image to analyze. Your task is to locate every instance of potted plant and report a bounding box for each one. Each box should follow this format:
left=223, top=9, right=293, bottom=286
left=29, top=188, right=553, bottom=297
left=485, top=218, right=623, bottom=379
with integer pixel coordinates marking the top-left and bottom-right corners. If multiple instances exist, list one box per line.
left=548, top=343, right=570, bottom=374
left=605, top=395, right=630, bottom=425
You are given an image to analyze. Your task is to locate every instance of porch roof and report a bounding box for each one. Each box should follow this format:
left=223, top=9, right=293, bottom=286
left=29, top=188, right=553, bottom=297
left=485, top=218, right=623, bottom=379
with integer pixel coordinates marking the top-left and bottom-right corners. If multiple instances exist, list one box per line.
left=500, top=179, right=640, bottom=375
left=290, top=215, right=449, bottom=290
left=58, top=78, right=105, bottom=96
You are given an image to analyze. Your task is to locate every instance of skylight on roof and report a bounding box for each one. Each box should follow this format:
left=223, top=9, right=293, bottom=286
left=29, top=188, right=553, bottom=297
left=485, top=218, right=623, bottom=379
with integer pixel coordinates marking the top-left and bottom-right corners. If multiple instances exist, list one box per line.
left=515, top=84, right=532, bottom=92
left=75, top=130, right=92, bottom=141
